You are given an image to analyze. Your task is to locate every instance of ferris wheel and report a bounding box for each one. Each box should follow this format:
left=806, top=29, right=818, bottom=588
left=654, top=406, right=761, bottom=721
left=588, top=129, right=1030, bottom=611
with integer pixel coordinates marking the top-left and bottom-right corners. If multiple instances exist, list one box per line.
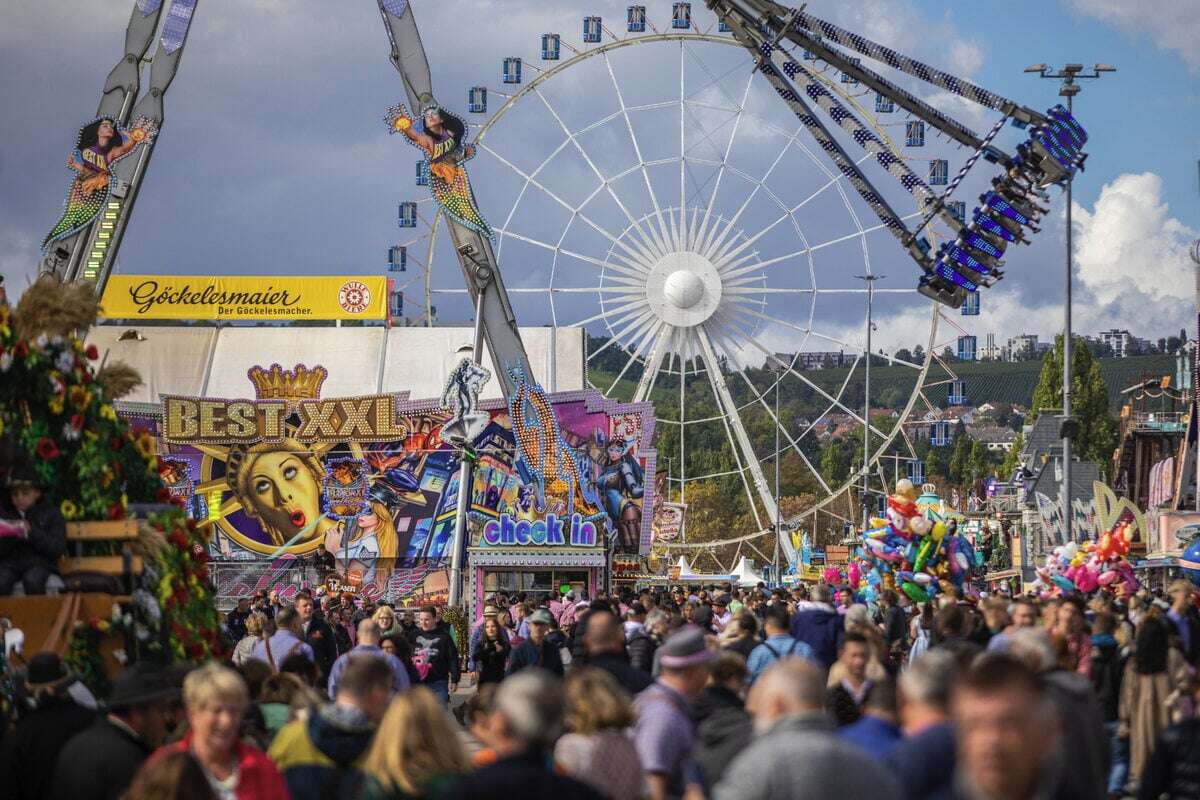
left=389, top=2, right=1083, bottom=569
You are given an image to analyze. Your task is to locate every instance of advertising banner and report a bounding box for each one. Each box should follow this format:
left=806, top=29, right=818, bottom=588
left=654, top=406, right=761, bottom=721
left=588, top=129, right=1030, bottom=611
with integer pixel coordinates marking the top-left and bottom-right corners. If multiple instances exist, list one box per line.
left=100, top=275, right=387, bottom=321
left=120, top=361, right=656, bottom=604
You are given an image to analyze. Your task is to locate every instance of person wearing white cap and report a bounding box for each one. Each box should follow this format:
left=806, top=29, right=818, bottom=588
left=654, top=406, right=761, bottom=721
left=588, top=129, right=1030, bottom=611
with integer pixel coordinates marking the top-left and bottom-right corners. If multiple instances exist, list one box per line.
left=631, top=627, right=714, bottom=800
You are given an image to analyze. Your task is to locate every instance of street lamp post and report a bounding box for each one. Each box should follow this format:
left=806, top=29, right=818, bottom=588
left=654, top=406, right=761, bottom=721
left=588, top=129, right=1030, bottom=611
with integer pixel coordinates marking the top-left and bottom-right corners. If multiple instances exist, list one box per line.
left=1026, top=63, right=1115, bottom=542
left=772, top=365, right=783, bottom=577
left=1192, top=238, right=1200, bottom=511
left=855, top=274, right=883, bottom=534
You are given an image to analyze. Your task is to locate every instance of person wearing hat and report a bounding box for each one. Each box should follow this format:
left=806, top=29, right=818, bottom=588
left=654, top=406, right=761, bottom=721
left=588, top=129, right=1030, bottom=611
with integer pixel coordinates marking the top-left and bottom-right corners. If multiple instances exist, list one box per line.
left=631, top=627, right=715, bottom=800
left=506, top=608, right=564, bottom=678
left=49, top=664, right=178, bottom=800
left=468, top=600, right=510, bottom=678
left=0, top=652, right=97, bottom=800
left=712, top=594, right=734, bottom=633
left=0, top=464, right=66, bottom=595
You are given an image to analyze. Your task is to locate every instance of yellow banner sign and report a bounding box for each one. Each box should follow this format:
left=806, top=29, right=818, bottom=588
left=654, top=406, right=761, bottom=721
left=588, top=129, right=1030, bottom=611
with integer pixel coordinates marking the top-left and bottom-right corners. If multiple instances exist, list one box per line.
left=100, top=275, right=386, bottom=320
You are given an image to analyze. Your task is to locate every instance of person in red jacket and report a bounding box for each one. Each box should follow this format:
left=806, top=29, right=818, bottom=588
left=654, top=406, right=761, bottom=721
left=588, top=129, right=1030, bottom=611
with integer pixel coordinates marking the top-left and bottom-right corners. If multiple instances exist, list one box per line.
left=146, top=663, right=288, bottom=800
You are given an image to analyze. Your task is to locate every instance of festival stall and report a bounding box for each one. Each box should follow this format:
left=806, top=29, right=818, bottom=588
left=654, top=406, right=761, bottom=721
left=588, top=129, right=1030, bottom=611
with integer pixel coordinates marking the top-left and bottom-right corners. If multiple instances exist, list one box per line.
left=464, top=380, right=655, bottom=620
left=116, top=361, right=657, bottom=620
left=731, top=556, right=765, bottom=589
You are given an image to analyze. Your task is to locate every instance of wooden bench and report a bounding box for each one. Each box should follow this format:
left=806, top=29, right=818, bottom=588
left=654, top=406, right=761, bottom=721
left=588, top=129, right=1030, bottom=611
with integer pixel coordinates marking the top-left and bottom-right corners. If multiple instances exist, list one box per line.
left=0, top=519, right=144, bottom=670
left=61, top=518, right=143, bottom=600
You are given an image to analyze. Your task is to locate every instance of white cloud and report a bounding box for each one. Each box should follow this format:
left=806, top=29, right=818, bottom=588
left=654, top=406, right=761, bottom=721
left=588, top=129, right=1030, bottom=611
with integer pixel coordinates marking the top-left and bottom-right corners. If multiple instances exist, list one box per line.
left=1068, top=0, right=1200, bottom=71
left=1071, top=171, right=1198, bottom=325
left=0, top=228, right=42, bottom=301
left=791, top=171, right=1200, bottom=358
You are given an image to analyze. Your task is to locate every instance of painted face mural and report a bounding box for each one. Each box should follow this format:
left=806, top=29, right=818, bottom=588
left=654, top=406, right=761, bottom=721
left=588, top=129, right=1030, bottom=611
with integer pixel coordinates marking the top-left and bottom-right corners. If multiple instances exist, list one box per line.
left=228, top=441, right=332, bottom=547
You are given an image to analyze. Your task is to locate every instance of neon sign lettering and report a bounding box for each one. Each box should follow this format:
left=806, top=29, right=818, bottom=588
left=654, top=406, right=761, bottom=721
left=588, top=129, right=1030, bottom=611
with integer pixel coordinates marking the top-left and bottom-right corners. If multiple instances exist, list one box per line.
left=482, top=513, right=597, bottom=547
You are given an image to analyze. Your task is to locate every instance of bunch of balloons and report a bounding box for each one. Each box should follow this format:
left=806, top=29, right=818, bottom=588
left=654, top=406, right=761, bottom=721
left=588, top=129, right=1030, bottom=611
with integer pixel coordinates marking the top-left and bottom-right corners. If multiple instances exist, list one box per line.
left=1035, top=521, right=1139, bottom=597
left=855, top=479, right=977, bottom=604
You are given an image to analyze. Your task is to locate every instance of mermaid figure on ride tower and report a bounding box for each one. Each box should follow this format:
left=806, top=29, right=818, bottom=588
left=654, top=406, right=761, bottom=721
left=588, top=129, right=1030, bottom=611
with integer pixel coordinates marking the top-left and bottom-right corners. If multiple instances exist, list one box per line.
left=385, top=103, right=493, bottom=239
left=43, top=116, right=157, bottom=251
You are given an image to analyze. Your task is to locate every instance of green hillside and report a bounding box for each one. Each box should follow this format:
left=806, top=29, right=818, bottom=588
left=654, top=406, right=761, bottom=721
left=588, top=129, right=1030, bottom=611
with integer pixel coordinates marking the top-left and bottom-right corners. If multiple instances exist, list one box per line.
left=588, top=348, right=1176, bottom=414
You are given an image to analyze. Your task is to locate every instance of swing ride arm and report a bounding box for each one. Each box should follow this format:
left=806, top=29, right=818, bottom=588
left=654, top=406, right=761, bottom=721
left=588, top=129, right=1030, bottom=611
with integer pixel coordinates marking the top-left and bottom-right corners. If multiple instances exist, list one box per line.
left=377, top=0, right=534, bottom=399
left=40, top=0, right=170, bottom=285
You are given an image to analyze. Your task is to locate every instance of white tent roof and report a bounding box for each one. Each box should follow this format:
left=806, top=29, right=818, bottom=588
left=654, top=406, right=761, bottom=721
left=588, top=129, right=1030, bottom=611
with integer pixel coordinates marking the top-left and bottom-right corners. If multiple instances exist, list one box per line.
left=675, top=556, right=694, bottom=576
left=86, top=325, right=585, bottom=403
left=731, top=556, right=765, bottom=588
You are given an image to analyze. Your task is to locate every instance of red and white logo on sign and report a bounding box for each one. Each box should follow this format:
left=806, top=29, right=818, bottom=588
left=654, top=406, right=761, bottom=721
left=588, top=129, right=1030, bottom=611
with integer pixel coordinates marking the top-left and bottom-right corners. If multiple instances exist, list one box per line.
left=338, top=281, right=371, bottom=314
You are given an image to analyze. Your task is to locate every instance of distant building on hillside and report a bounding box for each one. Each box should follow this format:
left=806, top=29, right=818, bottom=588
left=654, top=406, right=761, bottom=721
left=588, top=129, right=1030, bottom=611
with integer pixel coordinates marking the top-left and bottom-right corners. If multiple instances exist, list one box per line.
left=1100, top=329, right=1138, bottom=358
left=1007, top=334, right=1039, bottom=362
left=968, top=425, right=1019, bottom=452
left=979, top=333, right=1003, bottom=361
left=763, top=351, right=849, bottom=370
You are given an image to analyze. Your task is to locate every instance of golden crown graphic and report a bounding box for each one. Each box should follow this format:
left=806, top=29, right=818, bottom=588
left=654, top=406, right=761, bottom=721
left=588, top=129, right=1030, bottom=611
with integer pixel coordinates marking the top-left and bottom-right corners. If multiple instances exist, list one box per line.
left=246, top=363, right=328, bottom=403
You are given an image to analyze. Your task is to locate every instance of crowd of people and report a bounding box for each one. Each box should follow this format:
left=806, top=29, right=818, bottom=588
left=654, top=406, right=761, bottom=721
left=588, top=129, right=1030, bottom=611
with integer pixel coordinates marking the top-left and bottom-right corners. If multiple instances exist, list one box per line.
left=4, top=577, right=1200, bottom=799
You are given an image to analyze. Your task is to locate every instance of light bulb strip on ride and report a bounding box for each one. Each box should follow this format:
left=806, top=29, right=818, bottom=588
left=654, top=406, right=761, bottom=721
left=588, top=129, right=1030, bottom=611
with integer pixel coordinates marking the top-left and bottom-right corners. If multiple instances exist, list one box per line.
left=760, top=43, right=965, bottom=236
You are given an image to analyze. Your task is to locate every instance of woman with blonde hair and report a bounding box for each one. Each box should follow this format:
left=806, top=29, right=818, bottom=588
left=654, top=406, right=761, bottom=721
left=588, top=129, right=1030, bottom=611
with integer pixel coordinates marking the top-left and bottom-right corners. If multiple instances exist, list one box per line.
left=225, top=439, right=336, bottom=548
left=231, top=612, right=268, bottom=667
left=829, top=604, right=889, bottom=685
left=147, top=663, right=287, bottom=800
left=358, top=686, right=471, bottom=799
left=554, top=667, right=645, bottom=800
left=372, top=605, right=403, bottom=639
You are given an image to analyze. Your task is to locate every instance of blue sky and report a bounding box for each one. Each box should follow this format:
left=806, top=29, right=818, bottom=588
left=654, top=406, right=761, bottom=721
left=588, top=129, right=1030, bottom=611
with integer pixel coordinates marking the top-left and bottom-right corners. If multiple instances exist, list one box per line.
left=1, top=0, right=1197, bottom=356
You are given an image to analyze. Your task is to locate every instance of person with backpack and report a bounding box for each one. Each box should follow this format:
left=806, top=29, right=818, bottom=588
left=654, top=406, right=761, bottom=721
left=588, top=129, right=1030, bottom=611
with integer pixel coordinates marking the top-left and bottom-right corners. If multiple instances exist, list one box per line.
left=250, top=607, right=315, bottom=672
left=746, top=605, right=814, bottom=683
left=269, top=657, right=395, bottom=799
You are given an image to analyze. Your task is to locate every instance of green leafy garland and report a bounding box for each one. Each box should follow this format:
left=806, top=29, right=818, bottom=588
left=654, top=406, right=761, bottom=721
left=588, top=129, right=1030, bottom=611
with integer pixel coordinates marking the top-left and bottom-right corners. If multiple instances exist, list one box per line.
left=0, top=302, right=161, bottom=519
left=149, top=509, right=224, bottom=661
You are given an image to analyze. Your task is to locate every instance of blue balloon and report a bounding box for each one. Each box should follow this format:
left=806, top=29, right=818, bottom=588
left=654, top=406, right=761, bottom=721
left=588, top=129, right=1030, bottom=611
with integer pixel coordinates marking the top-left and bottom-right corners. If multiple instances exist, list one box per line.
left=1182, top=539, right=1200, bottom=586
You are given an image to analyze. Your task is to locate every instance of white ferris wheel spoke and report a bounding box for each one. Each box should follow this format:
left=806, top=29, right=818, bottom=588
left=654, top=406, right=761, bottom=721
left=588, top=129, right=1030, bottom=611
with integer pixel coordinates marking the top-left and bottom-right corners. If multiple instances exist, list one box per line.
left=635, top=325, right=672, bottom=401
left=678, top=40, right=686, bottom=241
left=602, top=52, right=673, bottom=256
left=731, top=327, right=889, bottom=439
left=532, top=87, right=663, bottom=266
left=607, top=318, right=665, bottom=395
left=696, top=326, right=771, bottom=531
left=731, top=367, right=833, bottom=495
left=477, top=141, right=652, bottom=271
left=570, top=296, right=650, bottom=330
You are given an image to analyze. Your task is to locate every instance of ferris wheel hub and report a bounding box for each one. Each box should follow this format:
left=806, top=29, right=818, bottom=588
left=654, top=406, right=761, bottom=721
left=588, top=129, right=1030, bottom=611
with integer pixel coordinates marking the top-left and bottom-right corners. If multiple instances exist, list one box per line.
left=646, top=251, right=723, bottom=328
left=664, top=269, right=705, bottom=309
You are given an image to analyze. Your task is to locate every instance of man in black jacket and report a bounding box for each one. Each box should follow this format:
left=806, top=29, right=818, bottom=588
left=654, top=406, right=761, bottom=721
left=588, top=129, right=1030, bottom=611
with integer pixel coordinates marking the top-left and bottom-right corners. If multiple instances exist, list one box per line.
left=409, top=604, right=460, bottom=703
left=506, top=609, right=563, bottom=678
left=0, top=466, right=66, bottom=595
left=50, top=664, right=177, bottom=800
left=1089, top=611, right=1128, bottom=798
left=582, top=609, right=651, bottom=694
left=295, top=591, right=337, bottom=686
